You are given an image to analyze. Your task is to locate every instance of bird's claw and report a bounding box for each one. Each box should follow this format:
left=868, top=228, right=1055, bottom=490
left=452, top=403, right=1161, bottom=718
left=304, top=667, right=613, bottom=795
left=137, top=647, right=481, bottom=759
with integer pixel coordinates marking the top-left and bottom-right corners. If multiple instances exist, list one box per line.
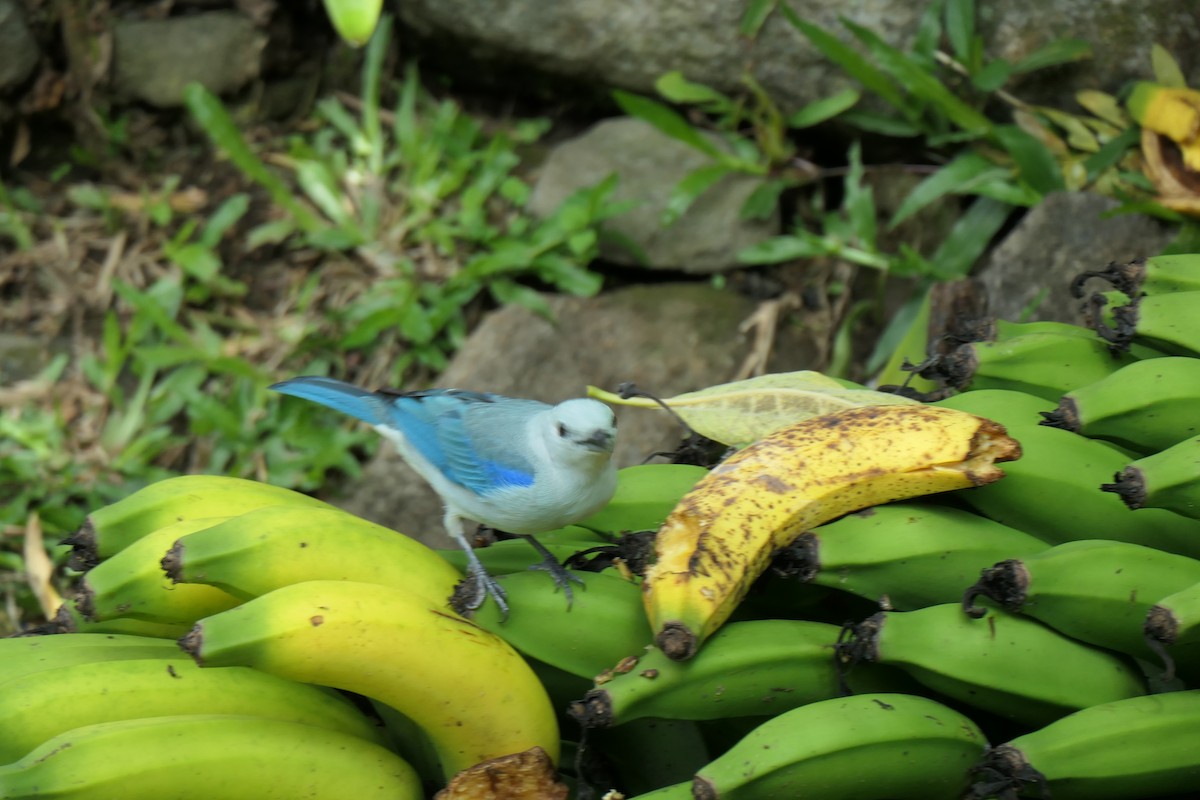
left=459, top=567, right=510, bottom=620
left=526, top=553, right=586, bottom=610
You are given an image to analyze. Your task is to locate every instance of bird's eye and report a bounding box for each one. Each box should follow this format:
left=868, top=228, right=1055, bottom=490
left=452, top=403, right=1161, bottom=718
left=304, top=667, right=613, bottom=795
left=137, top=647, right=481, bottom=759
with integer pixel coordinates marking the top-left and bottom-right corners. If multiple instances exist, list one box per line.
left=557, top=422, right=568, bottom=437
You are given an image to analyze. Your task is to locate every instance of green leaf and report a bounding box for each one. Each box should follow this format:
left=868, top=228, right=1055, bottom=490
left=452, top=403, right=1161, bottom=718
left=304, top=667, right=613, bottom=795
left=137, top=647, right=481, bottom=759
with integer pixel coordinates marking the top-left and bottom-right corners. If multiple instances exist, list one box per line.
left=971, top=59, right=1013, bottom=93
left=654, top=71, right=732, bottom=110
left=786, top=88, right=861, bottom=128
left=928, top=197, right=1012, bottom=279
left=839, top=110, right=923, bottom=137
left=489, top=280, right=554, bottom=318
left=944, top=0, right=975, bottom=62
left=1012, top=38, right=1091, bottom=74
left=612, top=91, right=725, bottom=160
left=200, top=193, right=250, bottom=248
left=183, top=83, right=323, bottom=232
left=737, top=234, right=826, bottom=264
left=663, top=163, right=734, bottom=226
left=842, top=142, right=876, bottom=248
left=889, top=151, right=995, bottom=227
left=779, top=8, right=907, bottom=111
left=245, top=219, right=296, bottom=249
left=991, top=124, right=1064, bottom=196
left=1081, top=126, right=1139, bottom=182
left=739, top=0, right=777, bottom=37
left=1151, top=44, right=1187, bottom=88
left=842, top=18, right=992, bottom=136
left=740, top=179, right=787, bottom=221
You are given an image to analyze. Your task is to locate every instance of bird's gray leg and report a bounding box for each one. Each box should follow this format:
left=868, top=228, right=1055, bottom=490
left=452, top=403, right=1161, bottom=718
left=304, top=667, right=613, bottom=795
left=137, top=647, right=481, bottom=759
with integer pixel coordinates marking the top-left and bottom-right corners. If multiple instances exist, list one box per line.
left=444, top=509, right=510, bottom=619
left=519, top=533, right=585, bottom=610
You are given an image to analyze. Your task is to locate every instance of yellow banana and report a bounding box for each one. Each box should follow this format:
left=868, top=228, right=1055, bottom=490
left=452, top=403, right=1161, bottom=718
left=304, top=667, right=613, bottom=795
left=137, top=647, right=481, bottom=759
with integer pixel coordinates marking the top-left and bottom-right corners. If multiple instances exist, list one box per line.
left=643, top=403, right=1020, bottom=660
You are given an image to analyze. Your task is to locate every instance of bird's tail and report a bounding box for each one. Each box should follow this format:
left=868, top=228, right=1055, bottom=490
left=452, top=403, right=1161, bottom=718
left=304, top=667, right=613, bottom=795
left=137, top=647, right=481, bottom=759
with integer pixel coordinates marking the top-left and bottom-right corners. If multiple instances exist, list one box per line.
left=269, top=377, right=385, bottom=426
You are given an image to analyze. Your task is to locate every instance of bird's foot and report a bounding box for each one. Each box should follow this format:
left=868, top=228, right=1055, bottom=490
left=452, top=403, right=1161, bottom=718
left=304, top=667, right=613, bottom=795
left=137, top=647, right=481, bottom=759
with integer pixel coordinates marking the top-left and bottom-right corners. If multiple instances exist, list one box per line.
left=453, top=567, right=510, bottom=620
left=520, top=534, right=585, bottom=610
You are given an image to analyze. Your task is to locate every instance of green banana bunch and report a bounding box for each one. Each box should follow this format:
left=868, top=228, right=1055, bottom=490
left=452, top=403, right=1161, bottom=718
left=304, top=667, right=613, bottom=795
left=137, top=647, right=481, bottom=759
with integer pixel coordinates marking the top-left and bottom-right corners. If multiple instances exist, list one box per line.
left=1089, top=289, right=1200, bottom=357
left=576, top=464, right=710, bottom=535
left=1072, top=254, right=1200, bottom=298
left=63, top=475, right=333, bottom=569
left=934, top=390, right=1200, bottom=557
left=0, top=656, right=386, bottom=763
left=782, top=501, right=1047, bottom=609
left=181, top=578, right=558, bottom=782
left=75, top=517, right=241, bottom=625
left=0, top=714, right=420, bottom=799
left=1103, top=432, right=1200, bottom=519
left=587, top=717, right=711, bottom=797
left=690, top=693, right=986, bottom=800
left=164, top=505, right=462, bottom=604
left=0, top=633, right=179, bottom=684
left=1145, top=579, right=1200, bottom=680
left=930, top=332, right=1139, bottom=401
left=964, top=318, right=1099, bottom=343
left=835, top=604, right=1146, bottom=727
left=569, top=619, right=908, bottom=728
left=963, top=539, right=1200, bottom=661
left=469, top=568, right=653, bottom=680
left=1040, top=356, right=1200, bottom=453
left=966, top=691, right=1200, bottom=800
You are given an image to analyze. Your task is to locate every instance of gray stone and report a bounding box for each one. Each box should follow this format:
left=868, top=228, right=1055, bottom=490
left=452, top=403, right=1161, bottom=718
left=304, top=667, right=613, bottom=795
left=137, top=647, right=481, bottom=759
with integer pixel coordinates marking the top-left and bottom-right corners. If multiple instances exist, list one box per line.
left=396, top=0, right=1200, bottom=117
left=0, top=0, right=39, bottom=90
left=975, top=192, right=1176, bottom=324
left=530, top=118, right=778, bottom=272
left=0, top=334, right=53, bottom=385
left=339, top=282, right=820, bottom=544
left=112, top=12, right=265, bottom=107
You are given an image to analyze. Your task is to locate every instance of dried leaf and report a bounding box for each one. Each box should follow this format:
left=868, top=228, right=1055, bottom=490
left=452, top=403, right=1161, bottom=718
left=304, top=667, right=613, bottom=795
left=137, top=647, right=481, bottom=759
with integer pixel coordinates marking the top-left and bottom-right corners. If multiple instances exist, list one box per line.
left=589, top=372, right=917, bottom=446
left=1076, top=90, right=1128, bottom=127
left=23, top=513, right=63, bottom=621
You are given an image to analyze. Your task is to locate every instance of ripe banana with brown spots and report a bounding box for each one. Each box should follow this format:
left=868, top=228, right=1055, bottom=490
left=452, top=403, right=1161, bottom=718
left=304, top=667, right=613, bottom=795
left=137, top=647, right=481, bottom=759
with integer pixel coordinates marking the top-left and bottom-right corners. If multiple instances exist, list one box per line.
left=642, top=403, right=1021, bottom=661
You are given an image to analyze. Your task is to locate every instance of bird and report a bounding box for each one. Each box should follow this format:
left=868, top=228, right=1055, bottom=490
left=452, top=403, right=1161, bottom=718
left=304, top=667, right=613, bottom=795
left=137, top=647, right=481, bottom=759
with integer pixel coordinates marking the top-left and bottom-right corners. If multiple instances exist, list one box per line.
left=269, top=376, right=619, bottom=616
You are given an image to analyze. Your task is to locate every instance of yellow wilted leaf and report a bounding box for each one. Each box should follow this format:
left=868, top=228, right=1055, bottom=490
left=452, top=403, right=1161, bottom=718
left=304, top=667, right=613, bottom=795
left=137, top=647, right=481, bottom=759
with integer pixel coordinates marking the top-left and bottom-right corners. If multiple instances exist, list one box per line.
left=589, top=372, right=917, bottom=447
left=1151, top=44, right=1187, bottom=89
left=1076, top=90, right=1128, bottom=127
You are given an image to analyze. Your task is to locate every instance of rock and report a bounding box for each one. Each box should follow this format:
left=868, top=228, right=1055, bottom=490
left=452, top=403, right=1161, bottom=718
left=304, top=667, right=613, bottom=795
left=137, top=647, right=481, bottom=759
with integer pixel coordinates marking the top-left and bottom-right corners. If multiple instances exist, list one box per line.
left=0, top=333, right=54, bottom=384
left=974, top=192, right=1176, bottom=324
left=529, top=118, right=778, bottom=272
left=339, top=282, right=820, bottom=544
left=111, top=12, right=266, bottom=107
left=396, top=0, right=1200, bottom=116
left=0, top=0, right=39, bottom=90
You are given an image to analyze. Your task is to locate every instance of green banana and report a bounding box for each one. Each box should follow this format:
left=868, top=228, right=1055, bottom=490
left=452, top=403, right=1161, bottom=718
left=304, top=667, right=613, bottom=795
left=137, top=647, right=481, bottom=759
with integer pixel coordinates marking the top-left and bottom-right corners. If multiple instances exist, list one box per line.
left=963, top=318, right=1097, bottom=343
left=1039, top=356, right=1200, bottom=453
left=0, top=714, right=420, bottom=799
left=588, top=717, right=711, bottom=797
left=470, top=568, right=653, bottom=680
left=569, top=619, right=909, bottom=728
left=624, top=782, right=693, bottom=800
left=576, top=464, right=710, bottom=535
left=963, top=539, right=1200, bottom=661
left=1144, top=579, right=1200, bottom=680
left=1103, top=432, right=1200, bottom=519
left=0, top=656, right=386, bottom=762
left=780, top=501, right=1047, bottom=610
left=76, top=517, right=241, bottom=625
left=63, top=475, right=334, bottom=569
left=934, top=390, right=1200, bottom=557
left=690, top=693, right=986, bottom=800
left=181, top=579, right=558, bottom=781
left=835, top=604, right=1146, bottom=727
left=1089, top=289, right=1200, bottom=357
left=163, top=505, right=462, bottom=604
left=1072, top=254, right=1200, bottom=298
left=436, top=535, right=606, bottom=576
left=929, top=332, right=1139, bottom=401
left=966, top=691, right=1200, bottom=800
left=50, top=602, right=191, bottom=639
left=0, top=633, right=179, bottom=685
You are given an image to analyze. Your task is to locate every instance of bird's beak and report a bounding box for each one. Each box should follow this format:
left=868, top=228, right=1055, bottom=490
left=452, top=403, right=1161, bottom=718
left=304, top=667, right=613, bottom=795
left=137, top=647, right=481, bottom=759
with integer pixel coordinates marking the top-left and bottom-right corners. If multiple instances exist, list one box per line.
left=582, top=430, right=615, bottom=453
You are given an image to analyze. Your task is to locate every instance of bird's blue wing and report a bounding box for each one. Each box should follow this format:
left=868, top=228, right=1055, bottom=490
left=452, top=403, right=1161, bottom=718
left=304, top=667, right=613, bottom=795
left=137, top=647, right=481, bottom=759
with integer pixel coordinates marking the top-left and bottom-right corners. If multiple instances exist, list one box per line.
left=270, top=377, right=389, bottom=426
left=381, top=390, right=541, bottom=497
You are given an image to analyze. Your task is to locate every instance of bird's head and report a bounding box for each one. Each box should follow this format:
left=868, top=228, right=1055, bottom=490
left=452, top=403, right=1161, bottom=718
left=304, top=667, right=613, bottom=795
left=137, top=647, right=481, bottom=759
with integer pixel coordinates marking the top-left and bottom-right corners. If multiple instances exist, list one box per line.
left=543, top=398, right=617, bottom=465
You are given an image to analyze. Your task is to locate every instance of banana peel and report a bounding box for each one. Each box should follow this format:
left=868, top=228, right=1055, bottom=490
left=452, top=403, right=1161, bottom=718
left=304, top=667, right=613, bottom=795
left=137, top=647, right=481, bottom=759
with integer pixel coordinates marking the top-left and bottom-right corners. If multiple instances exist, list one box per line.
left=1128, top=81, right=1200, bottom=214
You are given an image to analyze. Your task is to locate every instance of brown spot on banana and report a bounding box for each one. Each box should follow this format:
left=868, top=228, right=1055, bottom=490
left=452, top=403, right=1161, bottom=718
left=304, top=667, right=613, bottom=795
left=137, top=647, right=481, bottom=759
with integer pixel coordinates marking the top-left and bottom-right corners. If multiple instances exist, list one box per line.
left=642, top=403, right=1020, bottom=661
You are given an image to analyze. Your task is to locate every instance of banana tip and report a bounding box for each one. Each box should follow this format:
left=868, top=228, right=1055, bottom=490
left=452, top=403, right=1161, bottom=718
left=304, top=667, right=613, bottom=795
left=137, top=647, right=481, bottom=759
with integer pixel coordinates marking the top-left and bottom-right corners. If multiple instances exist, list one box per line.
left=177, top=626, right=205, bottom=664
left=655, top=622, right=699, bottom=661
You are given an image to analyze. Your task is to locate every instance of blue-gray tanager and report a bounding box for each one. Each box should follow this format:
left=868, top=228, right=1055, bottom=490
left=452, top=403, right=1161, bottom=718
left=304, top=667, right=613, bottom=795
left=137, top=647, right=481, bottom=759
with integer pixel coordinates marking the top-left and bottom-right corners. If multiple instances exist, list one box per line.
left=270, top=377, right=618, bottom=615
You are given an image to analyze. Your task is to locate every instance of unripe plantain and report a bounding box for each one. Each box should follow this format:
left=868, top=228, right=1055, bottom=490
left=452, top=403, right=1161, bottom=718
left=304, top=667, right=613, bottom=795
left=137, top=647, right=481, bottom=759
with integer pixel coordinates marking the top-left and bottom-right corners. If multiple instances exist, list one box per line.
left=1103, top=432, right=1200, bottom=519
